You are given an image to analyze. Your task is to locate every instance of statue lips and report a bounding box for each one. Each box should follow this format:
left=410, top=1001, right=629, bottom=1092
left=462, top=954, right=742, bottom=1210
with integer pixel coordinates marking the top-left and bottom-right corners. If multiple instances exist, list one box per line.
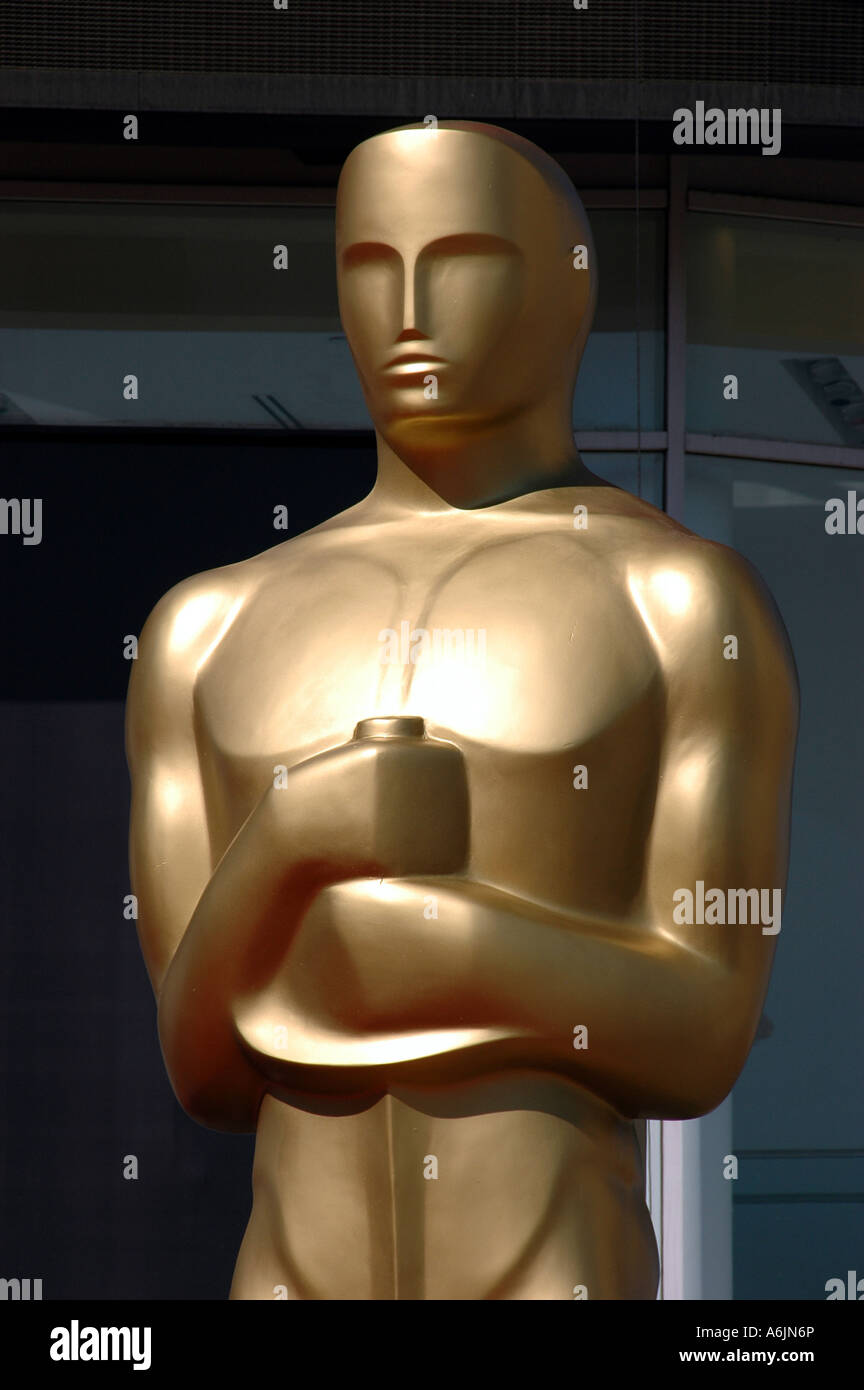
left=382, top=351, right=448, bottom=377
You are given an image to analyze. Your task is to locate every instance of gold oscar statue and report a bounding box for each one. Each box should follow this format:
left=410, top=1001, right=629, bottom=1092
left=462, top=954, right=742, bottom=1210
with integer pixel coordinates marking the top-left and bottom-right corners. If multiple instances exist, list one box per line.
left=126, top=122, right=799, bottom=1300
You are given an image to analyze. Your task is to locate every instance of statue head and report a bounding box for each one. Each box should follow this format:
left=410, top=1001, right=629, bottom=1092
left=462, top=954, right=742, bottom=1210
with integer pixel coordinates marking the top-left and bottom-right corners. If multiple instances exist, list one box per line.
left=335, top=121, right=597, bottom=480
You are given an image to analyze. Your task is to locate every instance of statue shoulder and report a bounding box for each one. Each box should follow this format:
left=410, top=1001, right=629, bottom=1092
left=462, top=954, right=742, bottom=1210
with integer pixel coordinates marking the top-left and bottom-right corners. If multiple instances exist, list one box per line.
left=127, top=562, right=257, bottom=751
left=139, top=564, right=252, bottom=676
left=129, top=528, right=333, bottom=712
left=629, top=529, right=799, bottom=704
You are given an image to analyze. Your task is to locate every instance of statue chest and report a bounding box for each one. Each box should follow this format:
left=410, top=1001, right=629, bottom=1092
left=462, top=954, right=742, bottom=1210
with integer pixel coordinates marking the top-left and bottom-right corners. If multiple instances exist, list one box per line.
left=195, top=528, right=662, bottom=858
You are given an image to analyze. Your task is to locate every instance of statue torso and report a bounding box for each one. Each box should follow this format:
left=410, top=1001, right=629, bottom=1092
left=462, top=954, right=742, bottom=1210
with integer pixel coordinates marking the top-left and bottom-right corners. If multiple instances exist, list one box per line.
left=192, top=487, right=675, bottom=1299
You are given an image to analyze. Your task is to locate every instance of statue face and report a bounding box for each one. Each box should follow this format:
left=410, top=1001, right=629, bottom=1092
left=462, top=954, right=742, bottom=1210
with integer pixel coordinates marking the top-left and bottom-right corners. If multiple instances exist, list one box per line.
left=336, top=128, right=589, bottom=449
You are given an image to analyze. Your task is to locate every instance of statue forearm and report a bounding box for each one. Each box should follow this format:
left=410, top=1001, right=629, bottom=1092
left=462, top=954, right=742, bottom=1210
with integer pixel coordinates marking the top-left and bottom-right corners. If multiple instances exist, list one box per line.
left=336, top=874, right=766, bottom=1118
left=487, top=899, right=753, bottom=1118
left=156, top=788, right=367, bottom=1130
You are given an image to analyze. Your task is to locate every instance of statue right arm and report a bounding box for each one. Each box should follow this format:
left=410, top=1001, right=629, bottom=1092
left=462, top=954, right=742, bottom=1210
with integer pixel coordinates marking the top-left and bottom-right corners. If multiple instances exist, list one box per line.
left=126, top=574, right=271, bottom=1131
left=126, top=576, right=468, bottom=1132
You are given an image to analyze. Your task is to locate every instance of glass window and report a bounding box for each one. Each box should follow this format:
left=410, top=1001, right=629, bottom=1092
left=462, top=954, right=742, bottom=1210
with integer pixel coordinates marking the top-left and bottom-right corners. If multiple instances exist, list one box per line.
left=685, top=453, right=864, bottom=1299
left=687, top=214, right=864, bottom=446
left=0, top=202, right=364, bottom=429
left=582, top=450, right=664, bottom=508
left=574, top=209, right=666, bottom=432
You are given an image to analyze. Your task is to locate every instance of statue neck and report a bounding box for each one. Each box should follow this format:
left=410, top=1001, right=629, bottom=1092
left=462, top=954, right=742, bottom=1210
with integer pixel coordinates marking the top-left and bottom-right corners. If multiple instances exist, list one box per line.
left=369, top=408, right=597, bottom=514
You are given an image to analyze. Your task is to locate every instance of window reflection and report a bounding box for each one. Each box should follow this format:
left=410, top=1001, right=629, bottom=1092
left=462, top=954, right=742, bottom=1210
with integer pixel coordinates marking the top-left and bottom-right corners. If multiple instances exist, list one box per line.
left=687, top=215, right=864, bottom=446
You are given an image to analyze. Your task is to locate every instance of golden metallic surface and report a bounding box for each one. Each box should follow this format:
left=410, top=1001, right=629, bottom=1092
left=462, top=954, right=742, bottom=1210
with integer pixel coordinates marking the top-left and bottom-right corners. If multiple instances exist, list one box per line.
left=126, top=122, right=799, bottom=1300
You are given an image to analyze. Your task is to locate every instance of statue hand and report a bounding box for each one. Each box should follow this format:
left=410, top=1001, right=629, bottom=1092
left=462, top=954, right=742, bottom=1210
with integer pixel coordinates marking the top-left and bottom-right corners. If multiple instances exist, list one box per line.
left=263, top=725, right=469, bottom=884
